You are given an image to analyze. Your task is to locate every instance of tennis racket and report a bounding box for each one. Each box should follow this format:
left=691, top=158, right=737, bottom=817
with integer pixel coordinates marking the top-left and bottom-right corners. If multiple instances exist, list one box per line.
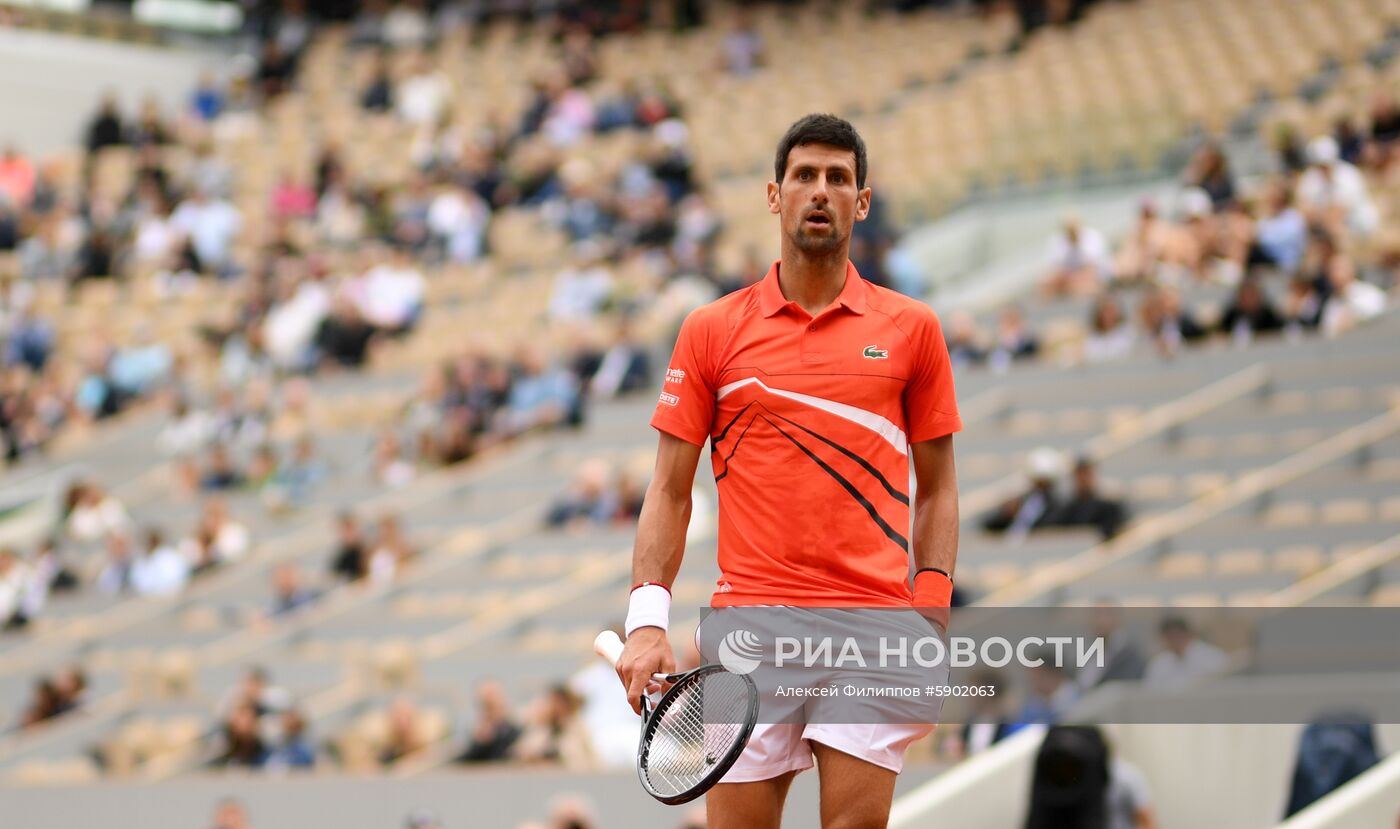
left=594, top=630, right=759, bottom=805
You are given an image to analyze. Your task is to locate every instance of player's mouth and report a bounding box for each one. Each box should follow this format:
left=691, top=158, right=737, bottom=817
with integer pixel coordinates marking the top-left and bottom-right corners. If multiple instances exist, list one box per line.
left=804, top=211, right=832, bottom=228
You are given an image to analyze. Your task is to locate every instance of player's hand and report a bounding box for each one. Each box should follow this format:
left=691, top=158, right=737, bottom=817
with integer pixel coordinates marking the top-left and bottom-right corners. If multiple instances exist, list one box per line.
left=617, top=626, right=675, bottom=715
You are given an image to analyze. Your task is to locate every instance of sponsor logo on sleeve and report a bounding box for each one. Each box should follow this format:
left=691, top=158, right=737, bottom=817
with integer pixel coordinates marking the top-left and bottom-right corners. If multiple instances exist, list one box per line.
left=665, top=368, right=686, bottom=385
left=658, top=391, right=680, bottom=407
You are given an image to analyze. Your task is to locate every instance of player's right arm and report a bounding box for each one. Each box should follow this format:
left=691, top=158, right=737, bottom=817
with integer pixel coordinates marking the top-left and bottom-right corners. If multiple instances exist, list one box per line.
left=617, top=431, right=703, bottom=713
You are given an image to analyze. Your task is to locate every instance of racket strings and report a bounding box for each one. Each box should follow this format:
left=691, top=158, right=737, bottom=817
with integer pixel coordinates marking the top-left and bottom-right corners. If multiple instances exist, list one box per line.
left=643, top=671, right=751, bottom=797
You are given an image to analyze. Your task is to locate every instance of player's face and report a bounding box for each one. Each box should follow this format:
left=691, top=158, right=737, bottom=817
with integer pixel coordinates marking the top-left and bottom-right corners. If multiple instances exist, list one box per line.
left=768, top=143, right=871, bottom=256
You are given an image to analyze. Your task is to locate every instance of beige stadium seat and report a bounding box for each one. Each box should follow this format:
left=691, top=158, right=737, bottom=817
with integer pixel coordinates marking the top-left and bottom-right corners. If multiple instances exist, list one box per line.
left=1321, top=499, right=1375, bottom=525
left=1157, top=551, right=1209, bottom=578
left=1371, top=584, right=1400, bottom=606
left=1273, top=545, right=1325, bottom=576
left=1264, top=500, right=1317, bottom=528
left=1215, top=548, right=1268, bottom=575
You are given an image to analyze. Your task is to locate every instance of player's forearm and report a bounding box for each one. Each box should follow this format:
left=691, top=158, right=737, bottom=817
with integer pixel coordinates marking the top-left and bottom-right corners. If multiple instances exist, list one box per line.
left=912, top=483, right=959, bottom=576
left=631, top=478, right=692, bottom=586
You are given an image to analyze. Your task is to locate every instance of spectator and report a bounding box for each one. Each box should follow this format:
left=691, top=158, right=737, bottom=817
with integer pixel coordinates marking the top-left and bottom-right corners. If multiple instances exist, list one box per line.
left=1319, top=254, right=1386, bottom=337
left=396, top=54, right=451, bottom=126
left=1143, top=616, right=1229, bottom=690
left=719, top=8, right=765, bottom=76
left=944, top=310, right=987, bottom=370
left=1009, top=660, right=1078, bottom=733
left=170, top=188, right=243, bottom=277
left=0, top=548, right=33, bottom=629
left=372, top=428, right=416, bottom=488
left=1083, top=294, right=1136, bottom=363
left=549, top=244, right=614, bottom=322
left=1076, top=601, right=1147, bottom=691
left=367, top=513, right=414, bottom=584
left=982, top=447, right=1064, bottom=540
left=1183, top=142, right=1236, bottom=209
left=1253, top=182, right=1308, bottom=273
left=213, top=702, right=267, bottom=768
left=220, top=667, right=290, bottom=720
left=1295, top=136, right=1378, bottom=239
left=129, top=528, right=190, bottom=597
left=1136, top=284, right=1207, bottom=357
left=1025, top=725, right=1157, bottom=829
left=190, top=72, right=225, bottom=122
left=0, top=145, right=35, bottom=208
left=208, top=799, right=252, bottom=829
left=1048, top=457, right=1128, bottom=539
left=403, top=809, right=444, bottom=829
left=96, top=533, right=135, bottom=594
left=458, top=680, right=523, bottom=763
left=515, top=684, right=591, bottom=768
left=267, top=563, right=319, bottom=618
left=360, top=51, right=395, bottom=113
left=987, top=305, right=1039, bottom=371
left=569, top=630, right=640, bottom=769
left=85, top=93, right=126, bottom=155
left=353, top=245, right=426, bottom=333
left=329, top=511, right=368, bottom=582
left=547, top=460, right=618, bottom=528
left=200, top=443, right=246, bottom=491
left=380, top=697, right=427, bottom=765
left=264, top=709, right=317, bottom=770
left=1042, top=216, right=1110, bottom=297
left=52, top=665, right=87, bottom=715
left=1284, top=714, right=1381, bottom=818
left=383, top=0, right=430, bottom=49
left=314, top=294, right=376, bottom=368
left=64, top=481, right=131, bottom=543
left=129, top=96, right=172, bottom=148
left=505, top=349, right=579, bottom=435
left=19, top=678, right=65, bottom=729
left=1218, top=276, right=1286, bottom=341
left=31, top=538, right=79, bottom=597
left=953, top=669, right=1013, bottom=758
left=255, top=40, right=296, bottom=100
left=578, top=321, right=651, bottom=400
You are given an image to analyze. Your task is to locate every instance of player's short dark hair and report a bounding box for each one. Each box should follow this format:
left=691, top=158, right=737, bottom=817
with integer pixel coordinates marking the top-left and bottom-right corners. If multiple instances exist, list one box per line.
left=774, top=113, right=868, bottom=189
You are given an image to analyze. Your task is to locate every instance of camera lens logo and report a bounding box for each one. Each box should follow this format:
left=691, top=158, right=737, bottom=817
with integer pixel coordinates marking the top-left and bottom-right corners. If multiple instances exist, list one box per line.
left=718, top=629, right=764, bottom=675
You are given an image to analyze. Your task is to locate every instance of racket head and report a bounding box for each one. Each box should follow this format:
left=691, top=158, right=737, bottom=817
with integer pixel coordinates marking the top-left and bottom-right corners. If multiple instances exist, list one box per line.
left=636, top=664, right=759, bottom=805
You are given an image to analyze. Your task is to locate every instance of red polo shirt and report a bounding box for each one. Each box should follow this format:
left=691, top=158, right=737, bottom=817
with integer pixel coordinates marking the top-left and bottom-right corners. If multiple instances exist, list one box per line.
left=651, top=261, right=962, bottom=608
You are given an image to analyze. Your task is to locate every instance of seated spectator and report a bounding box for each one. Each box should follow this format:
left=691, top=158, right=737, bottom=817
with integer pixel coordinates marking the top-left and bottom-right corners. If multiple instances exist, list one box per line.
left=263, top=709, right=316, bottom=770
left=1218, top=275, right=1286, bottom=341
left=458, top=681, right=523, bottom=763
left=982, top=448, right=1064, bottom=541
left=85, top=93, right=126, bottom=155
left=1295, top=136, right=1379, bottom=239
left=373, top=428, right=417, bottom=488
left=1143, top=616, right=1229, bottom=690
left=396, top=54, right=451, bottom=126
left=219, top=667, right=291, bottom=720
left=31, top=538, right=79, bottom=596
left=1083, top=294, right=1136, bottom=363
left=314, top=294, right=376, bottom=368
left=514, top=684, right=592, bottom=769
left=329, top=511, right=368, bottom=582
left=950, top=670, right=1013, bottom=759
left=944, top=310, right=987, bottom=371
left=0, top=548, right=35, bottom=629
left=719, top=8, right=765, bottom=76
left=380, top=697, right=427, bottom=765
left=269, top=435, right=327, bottom=508
left=986, top=305, right=1039, bottom=371
left=1283, top=273, right=1327, bottom=331
left=1025, top=725, right=1157, bottom=829
left=130, top=528, right=190, bottom=597
left=1008, top=661, right=1078, bottom=733
left=353, top=246, right=425, bottom=334
left=64, top=481, right=131, bottom=543
left=96, top=533, right=136, bottom=594
left=213, top=702, right=267, bottom=768
left=547, top=460, right=618, bottom=528
left=190, top=71, right=225, bottom=122
left=1137, top=284, right=1207, bottom=357
left=1253, top=182, right=1307, bottom=273
left=19, top=678, right=64, bottom=729
left=157, top=396, right=215, bottom=457
left=580, top=321, right=651, bottom=400
left=170, top=188, right=243, bottom=277
left=200, top=443, right=245, bottom=491
left=1076, top=601, right=1147, bottom=692
left=549, top=244, right=614, bottom=322
left=1283, top=713, right=1380, bottom=818
left=1319, top=253, right=1386, bottom=337
left=52, top=666, right=87, bottom=716
left=367, top=513, right=414, bottom=585
left=1183, top=142, right=1236, bottom=209
left=1042, top=216, right=1110, bottom=297
left=1114, top=200, right=1174, bottom=283
left=267, top=563, right=319, bottom=618
left=361, top=51, right=394, bottom=112
left=1047, top=457, right=1129, bottom=539
left=505, top=350, right=579, bottom=435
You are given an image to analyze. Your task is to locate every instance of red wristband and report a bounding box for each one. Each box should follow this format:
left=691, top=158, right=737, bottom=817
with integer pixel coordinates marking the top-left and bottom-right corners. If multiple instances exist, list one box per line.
left=912, top=570, right=953, bottom=632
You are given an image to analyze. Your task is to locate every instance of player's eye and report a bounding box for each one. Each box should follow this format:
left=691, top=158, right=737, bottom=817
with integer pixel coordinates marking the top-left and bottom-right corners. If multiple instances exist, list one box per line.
left=798, top=171, right=812, bottom=181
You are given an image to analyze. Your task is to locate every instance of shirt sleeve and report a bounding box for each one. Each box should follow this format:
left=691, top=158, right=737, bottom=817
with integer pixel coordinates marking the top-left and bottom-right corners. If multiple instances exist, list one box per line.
left=905, top=309, right=963, bottom=444
left=649, top=309, right=717, bottom=446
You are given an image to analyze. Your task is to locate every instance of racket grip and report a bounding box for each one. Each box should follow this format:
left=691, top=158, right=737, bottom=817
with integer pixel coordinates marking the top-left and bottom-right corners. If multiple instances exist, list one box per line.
left=594, top=630, right=625, bottom=666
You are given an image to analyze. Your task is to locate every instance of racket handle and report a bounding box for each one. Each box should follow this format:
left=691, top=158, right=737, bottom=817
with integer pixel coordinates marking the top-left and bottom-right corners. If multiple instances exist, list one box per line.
left=594, top=630, right=625, bottom=666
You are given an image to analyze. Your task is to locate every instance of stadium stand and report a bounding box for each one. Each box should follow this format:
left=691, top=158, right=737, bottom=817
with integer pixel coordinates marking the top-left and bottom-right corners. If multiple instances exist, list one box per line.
left=2, top=0, right=1400, bottom=827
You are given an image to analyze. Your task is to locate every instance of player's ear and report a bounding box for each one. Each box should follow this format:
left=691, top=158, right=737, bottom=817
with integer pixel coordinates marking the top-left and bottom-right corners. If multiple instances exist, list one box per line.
left=855, top=186, right=872, bottom=222
left=766, top=181, right=781, bottom=215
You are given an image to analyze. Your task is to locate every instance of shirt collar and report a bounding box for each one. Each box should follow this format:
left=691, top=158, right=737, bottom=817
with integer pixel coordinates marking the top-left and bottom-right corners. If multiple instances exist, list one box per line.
left=758, top=260, right=868, bottom=318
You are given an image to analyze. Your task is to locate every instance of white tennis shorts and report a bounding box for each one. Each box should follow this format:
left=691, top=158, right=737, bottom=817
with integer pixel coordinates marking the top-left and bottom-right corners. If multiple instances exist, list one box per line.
left=721, top=721, right=935, bottom=782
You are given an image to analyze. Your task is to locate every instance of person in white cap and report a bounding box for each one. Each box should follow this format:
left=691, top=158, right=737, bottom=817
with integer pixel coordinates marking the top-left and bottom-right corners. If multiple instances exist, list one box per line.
left=1295, top=135, right=1378, bottom=238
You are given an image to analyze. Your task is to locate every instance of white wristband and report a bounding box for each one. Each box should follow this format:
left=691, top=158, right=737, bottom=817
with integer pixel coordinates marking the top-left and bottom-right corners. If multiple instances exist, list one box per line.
left=625, top=584, right=671, bottom=637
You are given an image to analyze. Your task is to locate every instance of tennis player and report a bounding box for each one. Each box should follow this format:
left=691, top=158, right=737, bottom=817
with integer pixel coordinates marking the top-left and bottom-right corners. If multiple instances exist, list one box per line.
left=618, top=113, right=961, bottom=828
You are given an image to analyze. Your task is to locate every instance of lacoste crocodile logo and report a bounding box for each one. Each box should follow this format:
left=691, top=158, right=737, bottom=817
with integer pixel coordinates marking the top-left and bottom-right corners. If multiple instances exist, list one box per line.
left=863, top=345, right=889, bottom=359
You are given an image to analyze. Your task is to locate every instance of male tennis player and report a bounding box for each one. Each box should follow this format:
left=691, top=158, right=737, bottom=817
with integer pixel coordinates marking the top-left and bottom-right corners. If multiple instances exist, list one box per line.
left=618, top=113, right=961, bottom=828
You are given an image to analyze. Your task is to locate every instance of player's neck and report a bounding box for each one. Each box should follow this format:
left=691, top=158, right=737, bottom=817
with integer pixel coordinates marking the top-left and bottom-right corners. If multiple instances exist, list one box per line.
left=777, top=245, right=849, bottom=317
